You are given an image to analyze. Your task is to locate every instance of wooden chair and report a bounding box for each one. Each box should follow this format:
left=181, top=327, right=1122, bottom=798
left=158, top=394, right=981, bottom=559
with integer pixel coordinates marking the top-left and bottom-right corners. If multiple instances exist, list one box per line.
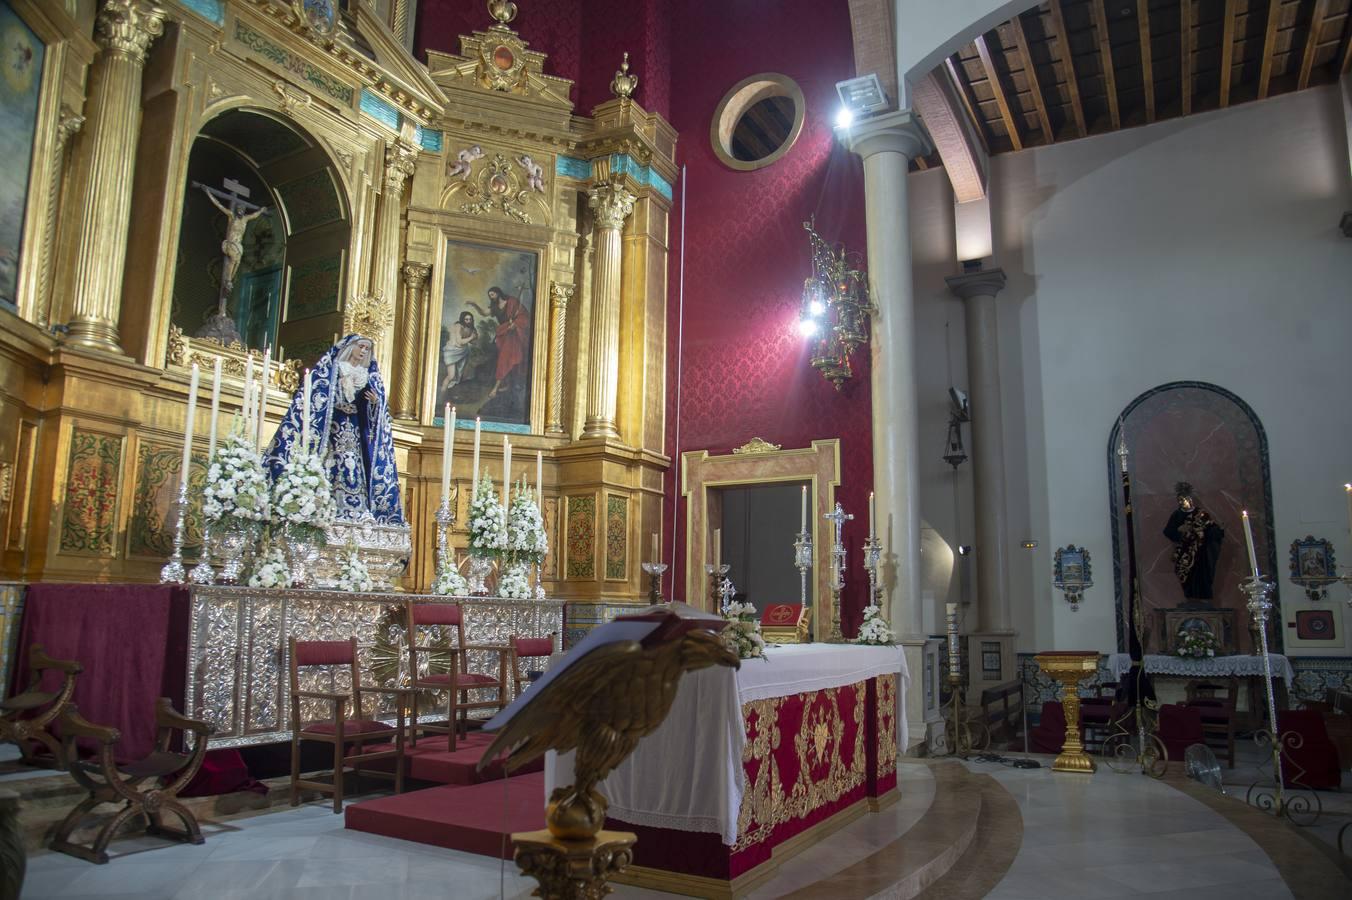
left=405, top=602, right=509, bottom=751
left=1186, top=679, right=1238, bottom=768
left=288, top=637, right=409, bottom=813
left=0, top=645, right=82, bottom=768
left=508, top=634, right=556, bottom=698
left=51, top=698, right=209, bottom=864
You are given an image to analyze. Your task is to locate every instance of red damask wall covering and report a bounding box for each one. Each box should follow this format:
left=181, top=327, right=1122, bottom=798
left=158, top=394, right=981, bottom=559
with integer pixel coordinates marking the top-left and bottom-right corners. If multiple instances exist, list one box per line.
left=662, top=0, right=871, bottom=630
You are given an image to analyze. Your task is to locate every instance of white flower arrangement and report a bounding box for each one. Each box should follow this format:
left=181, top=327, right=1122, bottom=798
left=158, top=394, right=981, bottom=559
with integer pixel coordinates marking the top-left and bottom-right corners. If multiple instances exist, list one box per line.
left=1176, top=627, right=1218, bottom=659
left=855, top=604, right=894, bottom=645
left=270, top=449, right=335, bottom=540
left=496, top=562, right=533, bottom=599
left=248, top=543, right=290, bottom=589
left=722, top=601, right=767, bottom=661
left=467, top=475, right=508, bottom=556
left=203, top=431, right=269, bottom=524
left=335, top=545, right=373, bottom=593
left=506, top=481, right=548, bottom=565
left=432, top=559, right=469, bottom=596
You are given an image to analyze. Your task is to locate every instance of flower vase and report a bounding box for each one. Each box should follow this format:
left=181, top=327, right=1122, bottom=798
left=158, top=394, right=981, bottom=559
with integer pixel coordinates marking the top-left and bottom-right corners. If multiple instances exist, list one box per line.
left=212, top=519, right=254, bottom=584
left=467, top=553, right=494, bottom=596
left=284, top=525, right=323, bottom=588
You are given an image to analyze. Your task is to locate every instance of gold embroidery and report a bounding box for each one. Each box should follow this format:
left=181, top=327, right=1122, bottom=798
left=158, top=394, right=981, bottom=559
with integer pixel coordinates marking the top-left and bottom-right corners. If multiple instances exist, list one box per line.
left=877, top=674, right=898, bottom=778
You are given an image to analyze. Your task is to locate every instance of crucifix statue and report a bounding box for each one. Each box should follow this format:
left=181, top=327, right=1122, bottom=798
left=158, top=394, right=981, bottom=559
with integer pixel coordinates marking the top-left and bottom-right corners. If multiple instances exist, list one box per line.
left=191, top=178, right=270, bottom=345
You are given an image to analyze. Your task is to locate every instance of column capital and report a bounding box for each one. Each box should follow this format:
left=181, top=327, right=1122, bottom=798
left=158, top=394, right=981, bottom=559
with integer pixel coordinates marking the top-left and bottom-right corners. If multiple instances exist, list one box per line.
left=401, top=261, right=431, bottom=291
left=588, top=182, right=636, bottom=230
left=945, top=267, right=1007, bottom=301
left=384, top=140, right=420, bottom=192
left=549, top=281, right=575, bottom=308
left=95, top=0, right=166, bottom=64
left=845, top=109, right=933, bottom=162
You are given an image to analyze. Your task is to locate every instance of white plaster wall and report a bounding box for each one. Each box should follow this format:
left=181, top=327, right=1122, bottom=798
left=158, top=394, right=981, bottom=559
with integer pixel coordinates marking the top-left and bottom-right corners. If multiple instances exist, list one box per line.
left=909, top=85, right=1352, bottom=656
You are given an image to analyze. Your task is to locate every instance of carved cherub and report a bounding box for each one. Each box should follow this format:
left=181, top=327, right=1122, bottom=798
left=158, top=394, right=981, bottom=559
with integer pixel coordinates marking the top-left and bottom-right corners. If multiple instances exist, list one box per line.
left=448, top=144, right=483, bottom=181
left=516, top=153, right=545, bottom=192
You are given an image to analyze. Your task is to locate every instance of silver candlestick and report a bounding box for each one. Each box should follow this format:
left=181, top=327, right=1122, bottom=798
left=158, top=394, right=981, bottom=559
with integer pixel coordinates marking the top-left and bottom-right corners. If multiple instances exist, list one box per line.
left=188, top=519, right=214, bottom=584
left=432, top=494, right=456, bottom=592
left=159, top=484, right=189, bottom=584
left=793, top=528, right=813, bottom=638
left=823, top=503, right=853, bottom=643
left=533, top=560, right=547, bottom=600
left=705, top=562, right=731, bottom=610
left=1243, top=573, right=1289, bottom=812
left=641, top=561, right=669, bottom=603
left=862, top=535, right=883, bottom=613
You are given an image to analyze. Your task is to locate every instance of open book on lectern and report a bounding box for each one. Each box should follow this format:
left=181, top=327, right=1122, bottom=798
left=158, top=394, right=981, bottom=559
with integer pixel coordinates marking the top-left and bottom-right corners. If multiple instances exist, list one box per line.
left=482, top=601, right=726, bottom=734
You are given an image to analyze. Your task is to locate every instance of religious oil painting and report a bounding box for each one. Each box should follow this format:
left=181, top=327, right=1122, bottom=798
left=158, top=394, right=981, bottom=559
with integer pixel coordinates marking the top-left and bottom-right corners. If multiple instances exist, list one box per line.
left=434, top=240, right=538, bottom=429
left=0, top=1, right=44, bottom=311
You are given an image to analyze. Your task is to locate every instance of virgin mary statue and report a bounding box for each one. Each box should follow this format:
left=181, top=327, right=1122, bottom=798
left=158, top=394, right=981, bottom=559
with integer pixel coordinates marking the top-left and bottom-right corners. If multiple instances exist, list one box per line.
left=263, top=335, right=405, bottom=526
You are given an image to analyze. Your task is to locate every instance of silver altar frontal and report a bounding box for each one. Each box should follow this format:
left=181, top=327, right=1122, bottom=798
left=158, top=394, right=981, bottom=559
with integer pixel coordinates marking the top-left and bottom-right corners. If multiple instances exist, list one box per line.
left=185, top=586, right=565, bottom=748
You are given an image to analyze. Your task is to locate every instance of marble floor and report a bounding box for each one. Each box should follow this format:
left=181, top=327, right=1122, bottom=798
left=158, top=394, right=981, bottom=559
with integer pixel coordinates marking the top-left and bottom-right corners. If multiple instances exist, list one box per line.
left=12, top=753, right=1349, bottom=899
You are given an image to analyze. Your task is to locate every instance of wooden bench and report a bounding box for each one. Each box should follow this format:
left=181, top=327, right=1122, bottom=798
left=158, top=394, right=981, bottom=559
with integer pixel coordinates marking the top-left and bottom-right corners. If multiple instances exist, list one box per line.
left=980, top=679, right=1024, bottom=743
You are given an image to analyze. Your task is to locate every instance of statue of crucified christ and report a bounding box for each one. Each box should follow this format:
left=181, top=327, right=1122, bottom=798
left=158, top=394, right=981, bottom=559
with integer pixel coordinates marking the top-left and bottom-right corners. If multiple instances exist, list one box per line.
left=191, top=178, right=270, bottom=345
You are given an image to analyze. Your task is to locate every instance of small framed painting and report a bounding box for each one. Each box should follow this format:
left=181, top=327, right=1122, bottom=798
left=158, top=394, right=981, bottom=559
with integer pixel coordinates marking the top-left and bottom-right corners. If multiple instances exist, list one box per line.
left=1295, top=609, right=1336, bottom=641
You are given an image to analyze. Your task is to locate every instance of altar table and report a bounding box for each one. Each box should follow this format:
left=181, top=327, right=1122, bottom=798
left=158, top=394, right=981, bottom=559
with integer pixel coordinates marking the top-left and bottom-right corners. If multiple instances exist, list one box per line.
left=547, top=642, right=907, bottom=891
left=1106, top=653, right=1295, bottom=682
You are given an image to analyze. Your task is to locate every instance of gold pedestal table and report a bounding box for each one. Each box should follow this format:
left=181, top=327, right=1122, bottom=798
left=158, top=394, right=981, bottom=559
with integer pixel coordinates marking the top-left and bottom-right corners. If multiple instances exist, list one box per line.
left=1033, top=651, right=1102, bottom=773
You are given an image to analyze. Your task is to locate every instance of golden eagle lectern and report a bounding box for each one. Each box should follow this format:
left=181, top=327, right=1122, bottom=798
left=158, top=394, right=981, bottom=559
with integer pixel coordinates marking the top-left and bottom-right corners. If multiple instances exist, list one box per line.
left=478, top=605, right=739, bottom=898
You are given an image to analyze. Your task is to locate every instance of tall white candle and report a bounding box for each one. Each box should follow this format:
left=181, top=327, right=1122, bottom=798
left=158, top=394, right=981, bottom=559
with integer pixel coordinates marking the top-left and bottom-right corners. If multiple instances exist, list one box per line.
left=301, top=368, right=312, bottom=453
left=868, top=491, right=876, bottom=538
left=1241, top=510, right=1260, bottom=579
left=536, top=450, right=543, bottom=504
left=651, top=532, right=659, bottom=564
left=442, top=404, right=454, bottom=504
left=800, top=485, right=807, bottom=532
left=180, top=363, right=200, bottom=490
left=257, top=344, right=271, bottom=449
left=242, top=355, right=254, bottom=435
left=471, top=417, right=481, bottom=488
left=502, top=437, right=512, bottom=501
left=207, top=356, right=222, bottom=459
left=713, top=527, right=721, bottom=572
left=1345, top=484, right=1351, bottom=541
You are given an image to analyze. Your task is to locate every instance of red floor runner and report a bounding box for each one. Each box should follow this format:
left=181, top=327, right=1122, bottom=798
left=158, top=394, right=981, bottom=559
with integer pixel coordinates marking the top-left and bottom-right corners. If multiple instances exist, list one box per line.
left=344, top=770, right=547, bottom=858
left=362, top=731, right=543, bottom=785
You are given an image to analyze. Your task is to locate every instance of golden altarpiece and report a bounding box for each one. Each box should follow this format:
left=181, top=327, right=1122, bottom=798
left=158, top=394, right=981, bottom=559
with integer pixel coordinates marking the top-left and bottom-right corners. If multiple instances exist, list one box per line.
left=0, top=0, right=676, bottom=630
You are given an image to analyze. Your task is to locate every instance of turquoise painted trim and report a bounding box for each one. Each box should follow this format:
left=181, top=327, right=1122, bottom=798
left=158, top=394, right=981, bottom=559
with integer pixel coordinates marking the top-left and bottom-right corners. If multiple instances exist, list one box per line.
left=555, top=156, right=590, bottom=180
left=178, top=0, right=225, bottom=26
left=359, top=88, right=400, bottom=132
left=432, top=417, right=534, bottom=435
left=416, top=126, right=443, bottom=153
left=647, top=171, right=674, bottom=202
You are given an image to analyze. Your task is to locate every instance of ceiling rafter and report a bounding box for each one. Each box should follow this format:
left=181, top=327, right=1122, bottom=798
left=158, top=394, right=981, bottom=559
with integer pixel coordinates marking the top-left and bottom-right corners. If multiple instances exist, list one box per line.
left=1009, top=12, right=1054, bottom=141
left=1341, top=10, right=1352, bottom=76
left=1090, top=0, right=1120, bottom=130
left=1299, top=0, right=1330, bottom=90
left=1047, top=0, right=1086, bottom=137
left=1138, top=0, right=1156, bottom=122
left=974, top=32, right=1024, bottom=152
left=1219, top=0, right=1237, bottom=108
left=1181, top=0, right=1194, bottom=116
left=1258, top=0, right=1282, bottom=99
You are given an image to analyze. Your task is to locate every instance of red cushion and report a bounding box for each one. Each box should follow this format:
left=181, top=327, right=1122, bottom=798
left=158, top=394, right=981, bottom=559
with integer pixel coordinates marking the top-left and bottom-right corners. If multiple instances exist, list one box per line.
left=411, top=603, right=463, bottom=626
left=419, top=672, right=500, bottom=688
left=512, top=637, right=554, bottom=658
left=294, top=640, right=354, bottom=667
left=760, top=604, right=802, bottom=626
left=179, top=749, right=267, bottom=798
left=302, top=718, right=395, bottom=735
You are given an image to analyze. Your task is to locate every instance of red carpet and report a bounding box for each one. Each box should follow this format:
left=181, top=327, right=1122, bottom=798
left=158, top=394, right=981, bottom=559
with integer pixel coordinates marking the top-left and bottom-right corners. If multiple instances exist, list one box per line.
left=344, top=770, right=547, bottom=858
left=360, top=731, right=544, bottom=785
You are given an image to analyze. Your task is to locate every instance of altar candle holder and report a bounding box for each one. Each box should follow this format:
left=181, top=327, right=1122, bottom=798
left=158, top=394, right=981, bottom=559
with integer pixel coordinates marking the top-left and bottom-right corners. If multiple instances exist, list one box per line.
left=823, top=503, right=852, bottom=643
left=533, top=560, right=548, bottom=600
left=159, top=484, right=189, bottom=584
left=188, top=520, right=215, bottom=585
left=641, top=562, right=669, bottom=603
left=705, top=562, right=730, bottom=611
left=793, top=529, right=813, bottom=637
left=862, top=535, right=883, bottom=614
left=1242, top=573, right=1292, bottom=816
left=433, top=493, right=457, bottom=591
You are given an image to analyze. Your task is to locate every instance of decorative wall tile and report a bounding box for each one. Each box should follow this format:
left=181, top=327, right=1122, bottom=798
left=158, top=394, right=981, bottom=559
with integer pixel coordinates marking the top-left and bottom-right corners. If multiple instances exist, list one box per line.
left=127, top=443, right=207, bottom=559
left=605, top=493, right=627, bottom=580
left=60, top=430, right=122, bottom=555
left=285, top=253, right=343, bottom=321
left=564, top=495, right=595, bottom=579
left=275, top=169, right=342, bottom=233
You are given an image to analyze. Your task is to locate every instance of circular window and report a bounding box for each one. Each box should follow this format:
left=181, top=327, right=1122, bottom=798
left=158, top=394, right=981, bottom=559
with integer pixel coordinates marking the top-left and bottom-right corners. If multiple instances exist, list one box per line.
left=710, top=73, right=805, bottom=172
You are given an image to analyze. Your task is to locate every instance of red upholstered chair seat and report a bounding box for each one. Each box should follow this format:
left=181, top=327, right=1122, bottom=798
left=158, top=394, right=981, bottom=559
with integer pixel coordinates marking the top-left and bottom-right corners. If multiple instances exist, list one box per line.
left=302, top=718, right=396, bottom=736
left=760, top=604, right=803, bottom=628
left=1276, top=710, right=1342, bottom=790
left=1157, top=704, right=1204, bottom=764
left=419, top=672, right=501, bottom=688
left=406, top=602, right=510, bottom=752
left=513, top=637, right=555, bottom=658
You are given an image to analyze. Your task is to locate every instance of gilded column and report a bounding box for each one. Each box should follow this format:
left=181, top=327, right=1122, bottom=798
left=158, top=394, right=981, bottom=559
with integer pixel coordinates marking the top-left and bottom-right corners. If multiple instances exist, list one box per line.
left=546, top=281, right=574, bottom=435
left=392, top=262, right=431, bottom=420
left=367, top=136, right=418, bottom=364
left=582, top=181, right=635, bottom=440
left=65, top=0, right=166, bottom=352
left=38, top=108, right=85, bottom=328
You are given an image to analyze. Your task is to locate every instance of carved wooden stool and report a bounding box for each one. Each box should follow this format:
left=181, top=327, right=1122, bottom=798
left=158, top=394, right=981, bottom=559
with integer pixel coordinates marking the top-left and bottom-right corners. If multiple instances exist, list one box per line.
left=0, top=645, right=82, bottom=768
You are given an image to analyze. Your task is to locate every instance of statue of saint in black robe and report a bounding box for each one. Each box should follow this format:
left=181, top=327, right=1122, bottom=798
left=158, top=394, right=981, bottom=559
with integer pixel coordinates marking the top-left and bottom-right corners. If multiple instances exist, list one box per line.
left=1162, top=482, right=1225, bottom=602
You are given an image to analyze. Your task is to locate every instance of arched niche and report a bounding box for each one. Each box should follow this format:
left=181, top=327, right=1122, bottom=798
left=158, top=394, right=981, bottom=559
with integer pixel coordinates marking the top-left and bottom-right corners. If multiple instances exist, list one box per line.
left=1108, top=382, right=1281, bottom=655
left=169, top=108, right=349, bottom=366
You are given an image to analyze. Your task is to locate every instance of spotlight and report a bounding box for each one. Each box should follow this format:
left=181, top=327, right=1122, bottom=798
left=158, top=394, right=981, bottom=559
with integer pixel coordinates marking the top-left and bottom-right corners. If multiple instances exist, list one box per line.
left=797, top=317, right=819, bottom=338
left=957, top=545, right=973, bottom=556
left=808, top=298, right=825, bottom=316
left=834, top=107, right=854, bottom=129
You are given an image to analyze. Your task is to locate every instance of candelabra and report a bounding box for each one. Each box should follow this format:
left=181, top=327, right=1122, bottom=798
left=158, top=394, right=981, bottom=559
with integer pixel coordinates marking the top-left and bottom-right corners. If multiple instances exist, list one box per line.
left=159, top=485, right=189, bottom=584
left=432, top=494, right=457, bottom=592
left=705, top=563, right=732, bottom=611
left=641, top=562, right=669, bottom=603
left=793, top=528, right=813, bottom=639
left=823, top=503, right=851, bottom=642
left=862, top=534, right=882, bottom=611
left=533, top=559, right=547, bottom=600
left=188, top=519, right=214, bottom=584
left=943, top=603, right=988, bottom=756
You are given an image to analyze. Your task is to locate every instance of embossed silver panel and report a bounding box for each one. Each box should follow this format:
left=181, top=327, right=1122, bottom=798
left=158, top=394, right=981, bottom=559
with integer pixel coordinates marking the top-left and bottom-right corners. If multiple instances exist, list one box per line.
left=185, top=586, right=565, bottom=747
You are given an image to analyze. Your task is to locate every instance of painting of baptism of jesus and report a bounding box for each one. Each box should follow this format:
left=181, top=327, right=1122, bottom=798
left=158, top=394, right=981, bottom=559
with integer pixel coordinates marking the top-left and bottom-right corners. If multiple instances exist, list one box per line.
left=434, top=239, right=539, bottom=429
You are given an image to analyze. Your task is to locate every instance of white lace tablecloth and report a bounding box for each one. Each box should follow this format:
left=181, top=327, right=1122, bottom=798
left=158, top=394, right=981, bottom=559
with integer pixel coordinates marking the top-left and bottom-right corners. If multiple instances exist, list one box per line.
left=1106, top=653, right=1295, bottom=682
left=545, top=642, right=908, bottom=846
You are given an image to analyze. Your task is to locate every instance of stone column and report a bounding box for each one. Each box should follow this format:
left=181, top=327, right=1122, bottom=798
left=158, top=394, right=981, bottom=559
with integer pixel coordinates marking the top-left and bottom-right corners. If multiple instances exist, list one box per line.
left=372, top=137, right=419, bottom=363
left=65, top=0, right=166, bottom=352
left=847, top=111, right=932, bottom=639
left=392, top=262, right=431, bottom=420
left=946, top=269, right=1012, bottom=634
left=546, top=281, right=574, bottom=435
left=582, top=181, right=635, bottom=440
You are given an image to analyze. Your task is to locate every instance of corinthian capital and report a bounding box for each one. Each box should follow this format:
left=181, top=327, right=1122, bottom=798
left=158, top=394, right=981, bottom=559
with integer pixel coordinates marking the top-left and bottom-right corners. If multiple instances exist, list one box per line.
left=55, top=106, right=85, bottom=152
left=95, top=0, right=167, bottom=64
left=549, top=281, right=575, bottom=309
left=402, top=261, right=432, bottom=291
left=588, top=182, right=635, bottom=231
left=384, top=140, right=420, bottom=192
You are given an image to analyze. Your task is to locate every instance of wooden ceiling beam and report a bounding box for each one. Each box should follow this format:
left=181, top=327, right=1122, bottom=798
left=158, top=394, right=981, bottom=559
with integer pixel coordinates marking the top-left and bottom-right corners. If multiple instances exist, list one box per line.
left=1219, top=0, right=1236, bottom=108
left=1258, top=0, right=1282, bottom=98
left=1299, top=0, right=1329, bottom=90
left=944, top=56, right=992, bottom=155
left=1181, top=0, right=1193, bottom=115
left=1090, top=0, right=1120, bottom=130
left=1009, top=13, right=1055, bottom=142
left=1137, top=0, right=1155, bottom=122
left=1341, top=10, right=1352, bottom=76
left=974, top=32, right=1024, bottom=151
left=1047, top=0, right=1086, bottom=137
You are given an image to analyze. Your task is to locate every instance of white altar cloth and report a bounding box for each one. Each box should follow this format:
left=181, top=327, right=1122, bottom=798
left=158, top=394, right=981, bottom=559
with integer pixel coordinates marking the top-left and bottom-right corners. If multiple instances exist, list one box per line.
left=1106, top=652, right=1295, bottom=682
left=545, top=642, right=908, bottom=846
